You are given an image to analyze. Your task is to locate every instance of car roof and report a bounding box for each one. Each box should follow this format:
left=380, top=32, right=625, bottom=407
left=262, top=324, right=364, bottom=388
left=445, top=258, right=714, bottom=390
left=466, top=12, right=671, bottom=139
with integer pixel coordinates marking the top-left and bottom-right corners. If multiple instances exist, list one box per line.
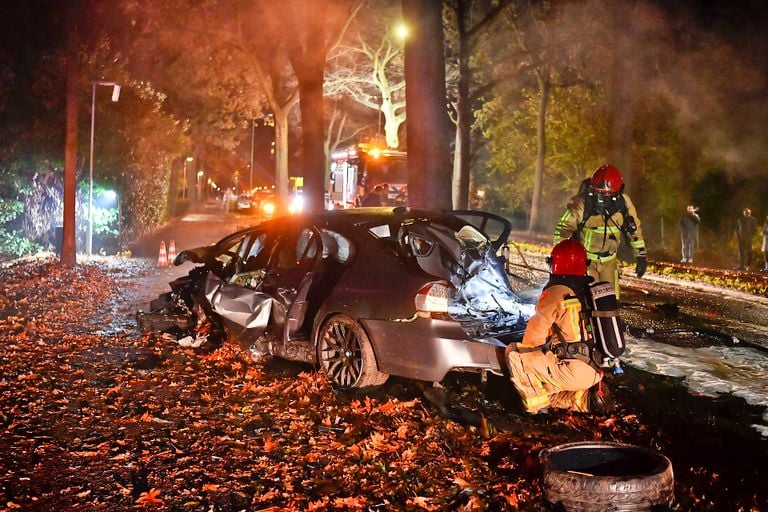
left=221, top=207, right=502, bottom=248
left=259, top=207, right=461, bottom=229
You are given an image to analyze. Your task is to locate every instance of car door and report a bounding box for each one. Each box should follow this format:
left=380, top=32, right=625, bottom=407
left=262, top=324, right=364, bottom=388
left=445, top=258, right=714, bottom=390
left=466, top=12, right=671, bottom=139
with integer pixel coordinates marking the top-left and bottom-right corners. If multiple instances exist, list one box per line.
left=261, top=222, right=324, bottom=344
left=203, top=228, right=278, bottom=337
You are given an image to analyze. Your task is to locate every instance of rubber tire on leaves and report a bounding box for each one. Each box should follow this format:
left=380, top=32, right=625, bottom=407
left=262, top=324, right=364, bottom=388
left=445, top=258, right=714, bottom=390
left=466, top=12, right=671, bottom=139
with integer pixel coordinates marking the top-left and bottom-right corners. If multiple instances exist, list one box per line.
left=317, top=315, right=388, bottom=390
left=540, top=441, right=674, bottom=511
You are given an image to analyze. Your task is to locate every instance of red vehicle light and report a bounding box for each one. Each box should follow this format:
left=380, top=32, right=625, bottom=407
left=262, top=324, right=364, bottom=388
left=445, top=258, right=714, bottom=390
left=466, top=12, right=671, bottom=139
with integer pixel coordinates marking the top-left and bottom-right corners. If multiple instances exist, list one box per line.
left=415, top=282, right=450, bottom=313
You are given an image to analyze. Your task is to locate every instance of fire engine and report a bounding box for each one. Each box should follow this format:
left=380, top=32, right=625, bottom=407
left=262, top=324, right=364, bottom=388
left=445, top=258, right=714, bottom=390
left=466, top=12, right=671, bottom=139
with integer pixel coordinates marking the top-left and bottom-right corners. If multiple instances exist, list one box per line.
left=327, top=143, right=407, bottom=208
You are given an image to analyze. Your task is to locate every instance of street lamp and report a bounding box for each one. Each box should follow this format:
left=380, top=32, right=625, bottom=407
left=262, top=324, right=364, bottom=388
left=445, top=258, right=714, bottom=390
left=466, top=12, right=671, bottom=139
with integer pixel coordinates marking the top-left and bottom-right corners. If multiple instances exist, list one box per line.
left=182, top=156, right=194, bottom=199
left=102, top=189, right=121, bottom=252
left=394, top=22, right=409, bottom=40
left=197, top=170, right=204, bottom=202
left=87, top=80, right=120, bottom=256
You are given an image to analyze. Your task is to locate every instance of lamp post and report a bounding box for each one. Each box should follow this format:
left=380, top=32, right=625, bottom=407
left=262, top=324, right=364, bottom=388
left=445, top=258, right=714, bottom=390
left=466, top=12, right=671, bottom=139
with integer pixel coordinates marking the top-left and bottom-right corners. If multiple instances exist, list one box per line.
left=249, top=119, right=255, bottom=192
left=197, top=170, right=204, bottom=202
left=87, top=80, right=120, bottom=255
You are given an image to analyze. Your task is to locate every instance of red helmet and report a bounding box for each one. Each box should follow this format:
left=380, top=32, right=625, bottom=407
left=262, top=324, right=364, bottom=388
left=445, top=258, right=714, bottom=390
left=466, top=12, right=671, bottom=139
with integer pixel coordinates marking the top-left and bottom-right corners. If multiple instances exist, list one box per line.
left=590, top=164, right=623, bottom=194
left=550, top=239, right=587, bottom=276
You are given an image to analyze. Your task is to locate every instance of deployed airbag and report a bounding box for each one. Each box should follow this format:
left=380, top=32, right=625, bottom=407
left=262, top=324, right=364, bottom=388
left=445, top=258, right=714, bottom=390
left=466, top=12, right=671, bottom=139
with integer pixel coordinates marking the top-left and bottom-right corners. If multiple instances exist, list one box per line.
left=204, top=272, right=273, bottom=333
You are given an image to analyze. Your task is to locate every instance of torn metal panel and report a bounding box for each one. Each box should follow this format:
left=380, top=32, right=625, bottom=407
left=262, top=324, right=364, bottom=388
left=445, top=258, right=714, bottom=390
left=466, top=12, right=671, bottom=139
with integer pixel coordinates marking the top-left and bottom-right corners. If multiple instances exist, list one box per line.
left=204, top=272, right=273, bottom=334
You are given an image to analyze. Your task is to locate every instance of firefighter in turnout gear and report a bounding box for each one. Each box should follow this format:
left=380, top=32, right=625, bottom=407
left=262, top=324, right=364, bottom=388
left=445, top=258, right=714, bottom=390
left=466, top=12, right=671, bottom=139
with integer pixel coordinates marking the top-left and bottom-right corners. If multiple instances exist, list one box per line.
left=554, top=164, right=646, bottom=298
left=505, top=239, right=604, bottom=414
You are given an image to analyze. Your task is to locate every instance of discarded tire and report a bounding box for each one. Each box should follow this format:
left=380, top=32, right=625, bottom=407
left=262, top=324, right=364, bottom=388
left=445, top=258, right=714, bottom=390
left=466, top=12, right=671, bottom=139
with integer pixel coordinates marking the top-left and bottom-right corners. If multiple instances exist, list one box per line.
left=540, top=441, right=674, bottom=511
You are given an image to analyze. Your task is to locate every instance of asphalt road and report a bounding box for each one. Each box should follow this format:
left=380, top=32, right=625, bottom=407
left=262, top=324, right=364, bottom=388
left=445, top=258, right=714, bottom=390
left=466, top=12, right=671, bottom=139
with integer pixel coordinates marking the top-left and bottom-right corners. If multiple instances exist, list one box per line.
left=126, top=202, right=261, bottom=309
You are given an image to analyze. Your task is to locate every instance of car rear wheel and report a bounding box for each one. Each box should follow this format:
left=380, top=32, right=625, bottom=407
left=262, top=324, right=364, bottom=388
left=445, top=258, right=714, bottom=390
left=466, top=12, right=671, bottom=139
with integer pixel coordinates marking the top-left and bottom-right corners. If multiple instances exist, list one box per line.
left=317, top=315, right=388, bottom=390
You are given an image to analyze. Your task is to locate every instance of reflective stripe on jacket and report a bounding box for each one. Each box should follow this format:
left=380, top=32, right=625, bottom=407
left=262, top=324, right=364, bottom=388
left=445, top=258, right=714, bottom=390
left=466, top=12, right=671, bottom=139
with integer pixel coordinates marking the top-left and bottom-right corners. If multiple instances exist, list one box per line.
left=554, top=194, right=646, bottom=258
left=520, top=284, right=585, bottom=349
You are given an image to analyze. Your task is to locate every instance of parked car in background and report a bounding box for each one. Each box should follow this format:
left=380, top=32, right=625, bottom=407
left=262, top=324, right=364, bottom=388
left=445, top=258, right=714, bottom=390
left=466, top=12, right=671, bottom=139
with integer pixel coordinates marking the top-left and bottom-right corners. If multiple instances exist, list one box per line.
left=139, top=207, right=534, bottom=390
left=236, top=194, right=252, bottom=210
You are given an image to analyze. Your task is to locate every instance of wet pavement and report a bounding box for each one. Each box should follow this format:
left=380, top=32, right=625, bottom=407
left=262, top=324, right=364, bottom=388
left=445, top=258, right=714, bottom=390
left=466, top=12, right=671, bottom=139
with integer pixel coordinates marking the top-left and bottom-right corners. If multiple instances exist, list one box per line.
left=126, top=203, right=260, bottom=309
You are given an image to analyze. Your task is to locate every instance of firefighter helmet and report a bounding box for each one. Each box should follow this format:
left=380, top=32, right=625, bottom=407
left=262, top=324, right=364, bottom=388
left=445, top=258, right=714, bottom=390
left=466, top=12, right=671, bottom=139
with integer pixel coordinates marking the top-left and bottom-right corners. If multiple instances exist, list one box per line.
left=590, top=164, right=623, bottom=194
left=550, top=238, right=587, bottom=276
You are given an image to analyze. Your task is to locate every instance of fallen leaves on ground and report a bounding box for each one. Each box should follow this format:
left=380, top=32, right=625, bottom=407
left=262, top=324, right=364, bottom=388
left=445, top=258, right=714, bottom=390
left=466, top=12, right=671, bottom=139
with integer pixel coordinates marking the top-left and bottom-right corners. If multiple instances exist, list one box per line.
left=0, top=257, right=765, bottom=511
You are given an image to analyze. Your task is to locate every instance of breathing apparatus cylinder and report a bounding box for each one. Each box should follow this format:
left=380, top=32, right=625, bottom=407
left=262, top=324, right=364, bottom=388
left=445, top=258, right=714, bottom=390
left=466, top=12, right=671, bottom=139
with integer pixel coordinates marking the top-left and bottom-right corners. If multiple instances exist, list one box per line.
left=587, top=281, right=625, bottom=372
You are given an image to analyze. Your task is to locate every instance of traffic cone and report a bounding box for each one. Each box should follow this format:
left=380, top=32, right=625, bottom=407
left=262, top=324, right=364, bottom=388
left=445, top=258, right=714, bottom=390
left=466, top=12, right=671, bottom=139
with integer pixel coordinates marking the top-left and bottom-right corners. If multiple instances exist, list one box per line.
left=167, top=240, right=176, bottom=263
left=157, top=241, right=168, bottom=267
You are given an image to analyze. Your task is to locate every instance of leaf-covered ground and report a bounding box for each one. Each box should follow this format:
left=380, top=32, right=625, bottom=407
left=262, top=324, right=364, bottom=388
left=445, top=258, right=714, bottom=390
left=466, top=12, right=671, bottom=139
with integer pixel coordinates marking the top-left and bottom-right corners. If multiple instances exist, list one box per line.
left=1, top=257, right=766, bottom=511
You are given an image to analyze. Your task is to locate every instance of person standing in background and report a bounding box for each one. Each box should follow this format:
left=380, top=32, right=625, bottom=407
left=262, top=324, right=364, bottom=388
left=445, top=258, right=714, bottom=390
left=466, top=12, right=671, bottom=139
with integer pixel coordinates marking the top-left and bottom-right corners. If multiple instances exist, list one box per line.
left=761, top=213, right=768, bottom=272
left=679, top=205, right=700, bottom=264
left=736, top=208, right=757, bottom=270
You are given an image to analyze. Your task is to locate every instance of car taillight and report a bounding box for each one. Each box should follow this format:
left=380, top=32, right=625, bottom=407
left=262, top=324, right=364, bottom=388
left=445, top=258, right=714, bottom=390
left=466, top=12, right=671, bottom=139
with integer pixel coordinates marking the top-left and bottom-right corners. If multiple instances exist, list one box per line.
left=415, top=282, right=450, bottom=313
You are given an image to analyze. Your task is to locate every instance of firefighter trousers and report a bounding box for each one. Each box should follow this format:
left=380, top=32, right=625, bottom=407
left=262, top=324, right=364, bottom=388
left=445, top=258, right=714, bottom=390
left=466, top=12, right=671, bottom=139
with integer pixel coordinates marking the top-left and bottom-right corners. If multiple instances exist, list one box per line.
left=587, top=256, right=620, bottom=298
left=506, top=348, right=602, bottom=414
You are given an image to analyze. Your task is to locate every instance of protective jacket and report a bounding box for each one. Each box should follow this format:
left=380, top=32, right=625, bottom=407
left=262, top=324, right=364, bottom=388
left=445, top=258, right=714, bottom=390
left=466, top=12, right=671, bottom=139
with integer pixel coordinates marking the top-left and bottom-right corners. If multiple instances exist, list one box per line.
left=554, top=193, right=645, bottom=295
left=505, top=278, right=602, bottom=414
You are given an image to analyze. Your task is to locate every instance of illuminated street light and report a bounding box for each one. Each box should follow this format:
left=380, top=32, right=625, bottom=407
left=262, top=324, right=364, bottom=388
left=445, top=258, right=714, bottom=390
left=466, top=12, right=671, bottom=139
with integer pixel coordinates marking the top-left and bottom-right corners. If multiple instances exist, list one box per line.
left=182, top=156, right=194, bottom=199
left=197, top=170, right=204, bottom=202
left=87, top=80, right=120, bottom=256
left=394, top=22, right=409, bottom=40
left=101, top=190, right=121, bottom=252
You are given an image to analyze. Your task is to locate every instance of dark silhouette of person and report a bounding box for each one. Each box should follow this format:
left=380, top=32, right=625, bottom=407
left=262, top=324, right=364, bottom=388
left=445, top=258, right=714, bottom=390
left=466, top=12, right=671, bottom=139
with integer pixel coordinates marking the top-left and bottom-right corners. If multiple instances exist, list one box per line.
left=679, top=205, right=700, bottom=264
left=736, top=208, right=757, bottom=270
left=361, top=185, right=385, bottom=207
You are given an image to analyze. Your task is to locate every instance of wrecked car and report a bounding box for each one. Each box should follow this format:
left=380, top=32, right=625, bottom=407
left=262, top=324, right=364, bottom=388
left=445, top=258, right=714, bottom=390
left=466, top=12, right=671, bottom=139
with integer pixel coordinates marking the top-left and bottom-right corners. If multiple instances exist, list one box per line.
left=138, top=207, right=534, bottom=390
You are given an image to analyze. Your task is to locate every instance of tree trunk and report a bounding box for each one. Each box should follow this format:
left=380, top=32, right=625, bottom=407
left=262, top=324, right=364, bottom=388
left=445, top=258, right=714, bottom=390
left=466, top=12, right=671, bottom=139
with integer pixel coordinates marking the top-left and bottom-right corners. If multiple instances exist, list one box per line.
left=296, top=61, right=327, bottom=211
left=452, top=0, right=471, bottom=210
left=402, top=0, right=452, bottom=210
left=166, top=159, right=180, bottom=217
left=61, top=1, right=79, bottom=266
left=274, top=108, right=290, bottom=200
left=528, top=72, right=550, bottom=232
left=381, top=97, right=402, bottom=149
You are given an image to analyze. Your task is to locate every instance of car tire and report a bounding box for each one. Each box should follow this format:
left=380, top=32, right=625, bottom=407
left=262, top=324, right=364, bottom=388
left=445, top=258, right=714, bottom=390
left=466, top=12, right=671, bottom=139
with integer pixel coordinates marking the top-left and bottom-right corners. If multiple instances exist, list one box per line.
left=317, top=315, right=388, bottom=390
left=540, top=441, right=675, bottom=511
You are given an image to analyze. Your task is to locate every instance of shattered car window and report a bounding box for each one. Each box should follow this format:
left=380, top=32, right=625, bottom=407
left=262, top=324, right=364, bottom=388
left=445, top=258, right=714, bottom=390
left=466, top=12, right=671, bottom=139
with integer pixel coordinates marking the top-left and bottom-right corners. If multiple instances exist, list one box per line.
left=296, top=228, right=317, bottom=260
left=320, top=229, right=353, bottom=263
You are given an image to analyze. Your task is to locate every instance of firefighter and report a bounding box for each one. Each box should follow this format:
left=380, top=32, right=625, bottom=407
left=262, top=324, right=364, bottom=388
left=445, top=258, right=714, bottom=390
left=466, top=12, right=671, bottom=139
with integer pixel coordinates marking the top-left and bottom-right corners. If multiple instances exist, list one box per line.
left=554, top=164, right=646, bottom=298
left=505, top=239, right=603, bottom=414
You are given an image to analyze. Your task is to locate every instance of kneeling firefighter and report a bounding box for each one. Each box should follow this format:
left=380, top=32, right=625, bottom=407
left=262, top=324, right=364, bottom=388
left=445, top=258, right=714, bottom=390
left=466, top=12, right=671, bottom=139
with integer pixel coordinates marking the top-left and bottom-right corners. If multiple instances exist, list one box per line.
left=505, top=238, right=625, bottom=414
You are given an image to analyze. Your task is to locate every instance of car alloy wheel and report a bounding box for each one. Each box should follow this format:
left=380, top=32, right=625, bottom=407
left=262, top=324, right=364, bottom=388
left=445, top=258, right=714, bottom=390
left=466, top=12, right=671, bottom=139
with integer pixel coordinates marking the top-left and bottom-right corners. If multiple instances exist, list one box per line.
left=317, top=315, right=388, bottom=390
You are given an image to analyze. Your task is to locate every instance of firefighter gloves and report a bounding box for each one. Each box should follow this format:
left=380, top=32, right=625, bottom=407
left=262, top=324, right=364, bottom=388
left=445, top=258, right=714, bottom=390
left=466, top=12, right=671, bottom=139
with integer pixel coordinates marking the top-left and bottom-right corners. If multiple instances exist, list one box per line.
left=635, top=255, right=647, bottom=278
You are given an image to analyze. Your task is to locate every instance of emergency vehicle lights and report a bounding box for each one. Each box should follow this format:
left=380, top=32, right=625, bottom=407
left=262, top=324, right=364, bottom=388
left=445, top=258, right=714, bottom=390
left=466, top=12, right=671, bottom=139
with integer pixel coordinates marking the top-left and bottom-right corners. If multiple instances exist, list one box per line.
left=288, top=194, right=304, bottom=215
left=415, top=282, right=450, bottom=313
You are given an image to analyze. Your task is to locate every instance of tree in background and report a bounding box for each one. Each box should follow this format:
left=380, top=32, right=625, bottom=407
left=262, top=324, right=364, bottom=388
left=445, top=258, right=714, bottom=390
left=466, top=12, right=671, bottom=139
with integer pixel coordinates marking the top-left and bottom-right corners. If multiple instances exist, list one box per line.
left=326, top=0, right=406, bottom=150
left=402, top=0, right=453, bottom=210
left=444, top=0, right=513, bottom=209
left=474, top=0, right=768, bottom=247
left=258, top=0, right=363, bottom=211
